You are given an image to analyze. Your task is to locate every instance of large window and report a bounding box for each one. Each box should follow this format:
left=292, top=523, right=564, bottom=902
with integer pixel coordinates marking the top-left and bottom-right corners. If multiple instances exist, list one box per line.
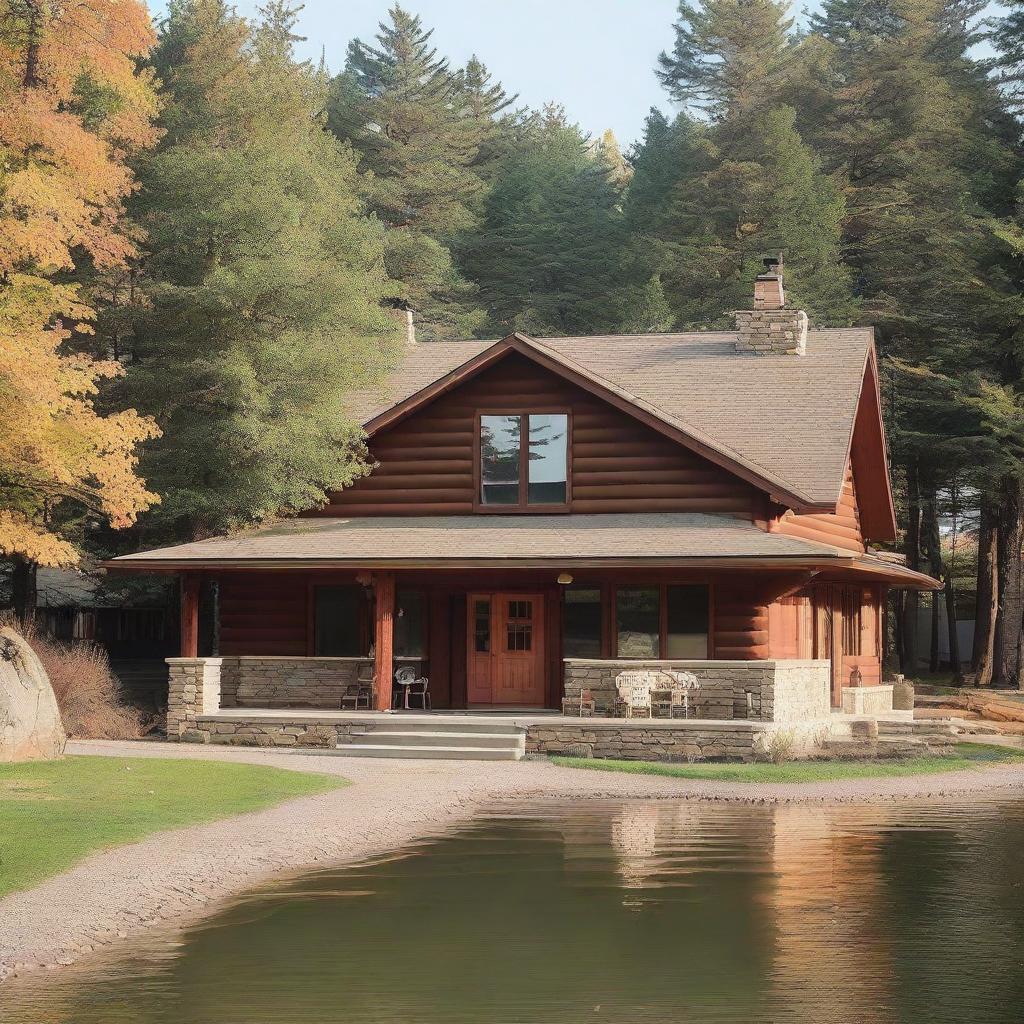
left=480, top=413, right=568, bottom=508
left=394, top=590, right=426, bottom=658
left=666, top=585, right=709, bottom=658
left=603, top=584, right=710, bottom=659
left=616, top=588, right=661, bottom=659
left=563, top=587, right=602, bottom=658
left=314, top=585, right=363, bottom=656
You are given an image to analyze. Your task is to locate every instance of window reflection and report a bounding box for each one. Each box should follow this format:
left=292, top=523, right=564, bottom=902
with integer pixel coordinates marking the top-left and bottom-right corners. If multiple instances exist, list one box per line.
left=480, top=415, right=520, bottom=505
left=528, top=414, right=568, bottom=504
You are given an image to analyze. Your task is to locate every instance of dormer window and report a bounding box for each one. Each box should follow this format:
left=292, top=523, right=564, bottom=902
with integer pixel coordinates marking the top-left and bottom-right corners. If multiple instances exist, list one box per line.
left=478, top=412, right=569, bottom=510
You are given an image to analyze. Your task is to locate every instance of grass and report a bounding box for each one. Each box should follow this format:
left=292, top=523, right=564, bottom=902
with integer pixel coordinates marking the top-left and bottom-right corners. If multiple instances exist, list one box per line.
left=550, top=742, right=1024, bottom=784
left=0, top=755, right=345, bottom=899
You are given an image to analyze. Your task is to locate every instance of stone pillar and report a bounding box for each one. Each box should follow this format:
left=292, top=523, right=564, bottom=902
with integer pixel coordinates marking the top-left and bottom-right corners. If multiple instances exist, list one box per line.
left=373, top=574, right=395, bottom=711
left=166, top=657, right=222, bottom=741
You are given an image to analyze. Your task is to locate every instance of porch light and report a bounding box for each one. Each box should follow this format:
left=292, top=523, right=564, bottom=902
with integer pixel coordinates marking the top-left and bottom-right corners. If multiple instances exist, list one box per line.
left=557, top=572, right=574, bottom=585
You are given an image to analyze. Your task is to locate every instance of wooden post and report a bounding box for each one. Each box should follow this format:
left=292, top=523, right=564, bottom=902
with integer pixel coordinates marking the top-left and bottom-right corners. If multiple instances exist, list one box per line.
left=373, top=574, right=396, bottom=711
left=180, top=574, right=201, bottom=658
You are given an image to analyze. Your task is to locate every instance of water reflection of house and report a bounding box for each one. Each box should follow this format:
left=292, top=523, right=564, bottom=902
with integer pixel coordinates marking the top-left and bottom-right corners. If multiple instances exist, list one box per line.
left=765, top=805, right=898, bottom=1022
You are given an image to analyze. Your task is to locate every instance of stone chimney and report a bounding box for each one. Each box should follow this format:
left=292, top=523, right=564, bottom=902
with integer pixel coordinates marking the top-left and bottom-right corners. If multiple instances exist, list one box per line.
left=734, top=256, right=808, bottom=356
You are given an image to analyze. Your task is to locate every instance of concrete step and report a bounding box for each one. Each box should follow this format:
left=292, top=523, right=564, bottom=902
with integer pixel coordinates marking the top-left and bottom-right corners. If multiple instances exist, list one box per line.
left=358, top=717, right=527, bottom=735
left=349, top=729, right=522, bottom=750
left=333, top=743, right=523, bottom=761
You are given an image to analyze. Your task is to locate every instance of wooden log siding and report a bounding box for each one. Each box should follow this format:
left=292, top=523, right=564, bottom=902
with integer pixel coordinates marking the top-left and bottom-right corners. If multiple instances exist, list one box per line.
left=713, top=586, right=769, bottom=660
left=218, top=573, right=309, bottom=656
left=771, top=463, right=864, bottom=553
left=322, top=353, right=757, bottom=517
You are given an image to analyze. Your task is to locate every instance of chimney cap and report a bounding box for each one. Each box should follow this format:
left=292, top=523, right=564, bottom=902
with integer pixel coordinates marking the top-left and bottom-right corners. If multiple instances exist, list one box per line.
left=757, top=254, right=783, bottom=279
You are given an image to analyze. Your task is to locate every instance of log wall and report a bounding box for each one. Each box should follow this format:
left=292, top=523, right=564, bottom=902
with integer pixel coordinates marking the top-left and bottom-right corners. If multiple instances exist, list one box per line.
left=321, top=352, right=757, bottom=516
left=771, top=463, right=864, bottom=553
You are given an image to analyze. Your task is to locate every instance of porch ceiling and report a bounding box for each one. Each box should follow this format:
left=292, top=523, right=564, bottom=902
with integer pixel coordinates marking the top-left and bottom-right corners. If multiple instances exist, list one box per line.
left=103, top=512, right=924, bottom=578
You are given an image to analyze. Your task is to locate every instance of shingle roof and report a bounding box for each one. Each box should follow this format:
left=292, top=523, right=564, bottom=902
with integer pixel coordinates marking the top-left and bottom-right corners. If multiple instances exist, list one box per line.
left=111, top=513, right=850, bottom=567
left=344, top=330, right=873, bottom=508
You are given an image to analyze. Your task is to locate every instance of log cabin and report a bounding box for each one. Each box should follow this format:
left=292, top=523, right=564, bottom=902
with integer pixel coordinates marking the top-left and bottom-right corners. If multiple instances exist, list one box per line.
left=106, top=260, right=940, bottom=755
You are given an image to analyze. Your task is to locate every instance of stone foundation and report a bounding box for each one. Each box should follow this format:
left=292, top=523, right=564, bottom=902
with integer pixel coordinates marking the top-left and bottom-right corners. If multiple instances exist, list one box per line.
left=562, top=659, right=829, bottom=723
left=525, top=719, right=766, bottom=762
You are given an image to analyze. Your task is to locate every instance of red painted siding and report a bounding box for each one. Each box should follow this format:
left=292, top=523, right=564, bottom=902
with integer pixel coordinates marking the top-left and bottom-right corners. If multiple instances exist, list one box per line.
left=771, top=463, right=864, bottom=553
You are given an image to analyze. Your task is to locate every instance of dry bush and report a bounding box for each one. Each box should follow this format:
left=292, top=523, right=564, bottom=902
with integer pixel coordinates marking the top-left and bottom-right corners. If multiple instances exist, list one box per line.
left=4, top=617, right=147, bottom=739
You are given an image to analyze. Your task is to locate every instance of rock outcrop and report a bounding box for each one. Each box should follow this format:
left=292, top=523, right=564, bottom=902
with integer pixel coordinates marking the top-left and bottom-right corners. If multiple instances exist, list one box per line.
left=0, top=626, right=66, bottom=762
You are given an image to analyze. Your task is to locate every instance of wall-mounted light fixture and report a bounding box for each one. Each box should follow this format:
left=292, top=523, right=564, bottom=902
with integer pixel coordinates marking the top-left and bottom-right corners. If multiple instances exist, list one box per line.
left=556, top=572, right=574, bottom=585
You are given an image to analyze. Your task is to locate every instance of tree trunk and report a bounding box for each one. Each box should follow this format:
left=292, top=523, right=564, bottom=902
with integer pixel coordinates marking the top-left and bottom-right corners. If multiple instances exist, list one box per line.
left=972, top=500, right=997, bottom=686
left=11, top=556, right=38, bottom=622
left=944, top=574, right=962, bottom=681
left=993, top=475, right=1024, bottom=689
left=901, top=462, right=922, bottom=675
left=923, top=482, right=942, bottom=673
left=22, top=1, right=43, bottom=89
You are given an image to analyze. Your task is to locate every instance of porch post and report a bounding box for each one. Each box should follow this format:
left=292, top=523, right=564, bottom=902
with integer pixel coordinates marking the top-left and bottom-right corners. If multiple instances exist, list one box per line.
left=373, top=573, right=395, bottom=711
left=180, top=573, right=201, bottom=658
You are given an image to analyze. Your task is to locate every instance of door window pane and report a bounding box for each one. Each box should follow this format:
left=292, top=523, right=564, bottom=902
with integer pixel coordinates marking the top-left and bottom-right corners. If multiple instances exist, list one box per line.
left=480, top=415, right=521, bottom=505
left=666, top=585, right=709, bottom=658
left=563, top=587, right=602, bottom=658
left=314, top=585, right=362, bottom=656
left=616, top=588, right=660, bottom=659
left=528, top=414, right=568, bottom=504
left=394, top=590, right=425, bottom=658
left=474, top=599, right=491, bottom=653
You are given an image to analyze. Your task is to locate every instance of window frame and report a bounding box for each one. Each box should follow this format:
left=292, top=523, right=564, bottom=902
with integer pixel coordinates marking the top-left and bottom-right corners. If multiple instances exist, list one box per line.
left=474, top=409, right=572, bottom=513
left=608, top=582, right=714, bottom=660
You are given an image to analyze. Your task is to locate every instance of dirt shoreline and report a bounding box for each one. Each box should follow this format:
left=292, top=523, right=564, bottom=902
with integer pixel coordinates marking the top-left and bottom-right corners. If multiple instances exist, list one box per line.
left=3, top=738, right=1024, bottom=984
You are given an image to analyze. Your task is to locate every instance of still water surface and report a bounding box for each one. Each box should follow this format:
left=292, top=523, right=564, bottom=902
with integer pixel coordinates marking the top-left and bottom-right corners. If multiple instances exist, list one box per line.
left=4, top=798, right=1024, bottom=1024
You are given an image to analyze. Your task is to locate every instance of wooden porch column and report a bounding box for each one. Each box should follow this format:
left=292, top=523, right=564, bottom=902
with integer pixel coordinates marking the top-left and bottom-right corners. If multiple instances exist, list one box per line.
left=180, top=574, right=201, bottom=658
left=373, top=574, right=396, bottom=711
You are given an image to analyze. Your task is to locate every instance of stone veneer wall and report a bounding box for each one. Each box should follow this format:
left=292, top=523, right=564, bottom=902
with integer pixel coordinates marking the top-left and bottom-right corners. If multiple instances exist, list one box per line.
left=219, top=657, right=375, bottom=709
left=562, top=659, right=829, bottom=723
left=524, top=720, right=767, bottom=762
left=734, top=308, right=808, bottom=355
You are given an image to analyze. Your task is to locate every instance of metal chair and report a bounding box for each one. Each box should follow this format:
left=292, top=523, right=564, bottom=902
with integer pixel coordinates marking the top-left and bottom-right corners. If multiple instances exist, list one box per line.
left=562, top=687, right=597, bottom=717
left=394, top=666, right=430, bottom=710
left=406, top=675, right=431, bottom=711
left=341, top=683, right=371, bottom=711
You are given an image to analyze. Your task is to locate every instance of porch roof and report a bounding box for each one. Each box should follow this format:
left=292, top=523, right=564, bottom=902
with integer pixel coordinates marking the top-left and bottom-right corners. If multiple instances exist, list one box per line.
left=104, top=514, right=938, bottom=586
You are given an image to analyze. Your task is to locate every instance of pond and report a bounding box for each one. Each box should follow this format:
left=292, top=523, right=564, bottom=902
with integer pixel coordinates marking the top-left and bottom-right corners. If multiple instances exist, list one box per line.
left=3, top=798, right=1024, bottom=1023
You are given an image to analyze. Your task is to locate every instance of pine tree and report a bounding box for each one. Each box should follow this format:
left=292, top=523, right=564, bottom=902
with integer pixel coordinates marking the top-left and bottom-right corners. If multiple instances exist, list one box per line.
left=456, top=106, right=626, bottom=336
left=123, top=0, right=399, bottom=541
left=653, top=0, right=855, bottom=324
left=801, top=0, right=1022, bottom=679
left=327, top=5, right=488, bottom=338
left=994, top=0, right=1024, bottom=113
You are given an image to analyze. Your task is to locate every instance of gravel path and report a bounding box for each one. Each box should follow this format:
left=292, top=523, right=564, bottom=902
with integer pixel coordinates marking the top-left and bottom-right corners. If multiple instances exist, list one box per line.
left=3, top=739, right=1024, bottom=983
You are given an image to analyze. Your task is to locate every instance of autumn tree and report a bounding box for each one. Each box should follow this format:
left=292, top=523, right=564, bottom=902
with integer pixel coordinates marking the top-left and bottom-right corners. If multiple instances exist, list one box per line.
left=0, top=0, right=161, bottom=615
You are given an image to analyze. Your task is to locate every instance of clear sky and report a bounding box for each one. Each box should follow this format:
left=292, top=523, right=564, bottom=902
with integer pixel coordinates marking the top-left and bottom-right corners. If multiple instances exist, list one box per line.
left=150, top=0, right=686, bottom=147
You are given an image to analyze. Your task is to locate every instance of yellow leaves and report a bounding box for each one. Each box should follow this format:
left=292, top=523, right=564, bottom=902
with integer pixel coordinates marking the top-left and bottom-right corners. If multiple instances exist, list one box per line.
left=0, top=1, right=162, bottom=565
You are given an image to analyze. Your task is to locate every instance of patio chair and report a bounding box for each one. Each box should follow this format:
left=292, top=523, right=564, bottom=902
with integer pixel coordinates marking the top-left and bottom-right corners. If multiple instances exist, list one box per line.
left=561, top=687, right=597, bottom=717
left=406, top=675, right=431, bottom=711
left=341, top=683, right=371, bottom=711
left=624, top=684, right=652, bottom=719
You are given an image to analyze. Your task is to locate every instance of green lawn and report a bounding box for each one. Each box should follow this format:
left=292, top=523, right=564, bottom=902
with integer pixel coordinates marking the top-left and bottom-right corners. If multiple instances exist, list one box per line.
left=0, top=755, right=345, bottom=898
left=550, top=742, right=1024, bottom=784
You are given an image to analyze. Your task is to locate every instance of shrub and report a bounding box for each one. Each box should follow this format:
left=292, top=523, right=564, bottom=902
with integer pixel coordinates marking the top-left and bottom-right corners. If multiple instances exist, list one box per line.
left=3, top=617, right=148, bottom=739
left=761, top=728, right=795, bottom=765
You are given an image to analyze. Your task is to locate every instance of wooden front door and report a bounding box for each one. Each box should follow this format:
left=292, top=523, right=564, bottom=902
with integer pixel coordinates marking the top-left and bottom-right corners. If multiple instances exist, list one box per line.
left=467, top=593, right=546, bottom=706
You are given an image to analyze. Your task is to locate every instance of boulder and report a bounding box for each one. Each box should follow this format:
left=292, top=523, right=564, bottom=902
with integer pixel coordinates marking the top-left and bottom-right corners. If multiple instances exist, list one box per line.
left=0, top=627, right=66, bottom=762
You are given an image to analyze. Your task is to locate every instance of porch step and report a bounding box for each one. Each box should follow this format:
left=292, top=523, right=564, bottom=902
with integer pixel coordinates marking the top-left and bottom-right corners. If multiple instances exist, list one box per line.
left=350, top=729, right=521, bottom=749
left=333, top=742, right=523, bottom=761
left=335, top=722, right=526, bottom=760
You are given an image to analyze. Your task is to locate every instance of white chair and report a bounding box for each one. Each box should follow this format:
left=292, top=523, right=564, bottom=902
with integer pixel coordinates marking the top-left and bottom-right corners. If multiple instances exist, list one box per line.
left=624, top=684, right=652, bottom=719
left=394, top=666, right=430, bottom=710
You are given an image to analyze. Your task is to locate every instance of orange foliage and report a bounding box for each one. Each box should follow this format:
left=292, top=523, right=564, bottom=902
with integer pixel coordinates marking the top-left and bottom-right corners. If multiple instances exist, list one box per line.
left=0, top=1, right=162, bottom=565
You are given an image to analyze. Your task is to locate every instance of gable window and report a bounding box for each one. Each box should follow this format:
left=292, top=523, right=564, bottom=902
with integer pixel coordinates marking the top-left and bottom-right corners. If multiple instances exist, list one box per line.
left=479, top=413, right=569, bottom=509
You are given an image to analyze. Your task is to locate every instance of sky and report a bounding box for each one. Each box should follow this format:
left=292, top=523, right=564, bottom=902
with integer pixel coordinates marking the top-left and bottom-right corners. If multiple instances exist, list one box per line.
left=150, top=0, right=688, bottom=147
